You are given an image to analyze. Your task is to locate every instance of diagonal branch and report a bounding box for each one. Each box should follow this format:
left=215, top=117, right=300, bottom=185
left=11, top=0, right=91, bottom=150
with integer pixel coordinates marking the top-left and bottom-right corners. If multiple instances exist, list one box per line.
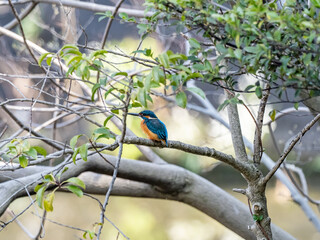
left=8, top=0, right=38, bottom=64
left=262, top=113, right=320, bottom=186
left=1, top=3, right=37, bottom=36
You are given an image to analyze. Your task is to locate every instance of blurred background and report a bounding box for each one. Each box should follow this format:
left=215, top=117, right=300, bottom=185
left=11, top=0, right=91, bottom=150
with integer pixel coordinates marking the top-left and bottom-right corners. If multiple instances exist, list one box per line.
left=0, top=0, right=320, bottom=239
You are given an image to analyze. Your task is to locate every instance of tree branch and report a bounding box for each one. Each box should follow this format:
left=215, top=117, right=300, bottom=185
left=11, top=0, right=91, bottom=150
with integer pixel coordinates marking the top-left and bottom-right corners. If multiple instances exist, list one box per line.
left=253, top=85, right=270, bottom=165
left=1, top=0, right=151, bottom=17
left=262, top=113, right=320, bottom=186
left=226, top=91, right=250, bottom=163
left=0, top=155, right=295, bottom=240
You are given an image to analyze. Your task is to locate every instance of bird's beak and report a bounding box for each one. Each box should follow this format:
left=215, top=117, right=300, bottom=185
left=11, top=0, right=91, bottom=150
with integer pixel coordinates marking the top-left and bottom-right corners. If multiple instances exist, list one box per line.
left=127, top=113, right=140, bottom=117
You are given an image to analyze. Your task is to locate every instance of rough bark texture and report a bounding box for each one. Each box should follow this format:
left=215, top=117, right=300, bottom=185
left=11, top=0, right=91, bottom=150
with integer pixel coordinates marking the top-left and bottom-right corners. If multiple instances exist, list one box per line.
left=226, top=92, right=273, bottom=240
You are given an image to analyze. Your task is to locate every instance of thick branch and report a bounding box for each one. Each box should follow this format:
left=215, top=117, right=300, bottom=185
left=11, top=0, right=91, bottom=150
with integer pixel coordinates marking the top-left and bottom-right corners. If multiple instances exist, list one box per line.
left=1, top=0, right=151, bottom=17
left=226, top=92, right=250, bottom=163
left=0, top=155, right=295, bottom=240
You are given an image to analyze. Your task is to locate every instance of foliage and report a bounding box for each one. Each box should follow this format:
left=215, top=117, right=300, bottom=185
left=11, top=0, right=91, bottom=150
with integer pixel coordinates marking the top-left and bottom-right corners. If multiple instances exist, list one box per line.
left=6, top=139, right=47, bottom=168
left=141, top=0, right=320, bottom=103
left=40, top=0, right=320, bottom=112
left=34, top=170, right=85, bottom=212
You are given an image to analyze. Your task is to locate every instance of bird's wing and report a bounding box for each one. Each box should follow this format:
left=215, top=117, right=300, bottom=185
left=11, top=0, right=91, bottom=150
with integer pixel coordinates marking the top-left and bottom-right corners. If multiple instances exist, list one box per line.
left=146, top=119, right=168, bottom=141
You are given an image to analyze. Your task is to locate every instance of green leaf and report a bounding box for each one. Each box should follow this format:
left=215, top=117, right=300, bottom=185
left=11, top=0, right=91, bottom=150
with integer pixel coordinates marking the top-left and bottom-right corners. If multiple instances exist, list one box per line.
left=234, top=49, right=242, bottom=60
left=62, top=49, right=82, bottom=56
left=67, top=185, right=83, bottom=197
left=311, top=0, right=320, bottom=8
left=79, top=144, right=88, bottom=161
left=186, top=72, right=203, bottom=81
left=34, top=183, right=44, bottom=193
left=65, top=177, right=86, bottom=189
left=46, top=56, right=53, bottom=66
left=235, top=34, right=240, bottom=48
left=66, top=65, right=75, bottom=77
left=44, top=173, right=55, bottom=183
left=189, top=38, right=201, bottom=49
left=119, top=12, right=128, bottom=19
left=217, top=99, right=230, bottom=111
left=158, top=52, right=170, bottom=68
left=33, top=146, right=47, bottom=157
left=131, top=101, right=142, bottom=108
left=56, top=167, right=69, bottom=181
left=152, top=66, right=161, bottom=83
left=22, top=140, right=30, bottom=151
left=104, top=88, right=116, bottom=99
left=94, top=127, right=111, bottom=135
left=113, top=72, right=128, bottom=77
left=192, top=64, right=206, bottom=71
left=138, top=88, right=147, bottom=107
left=103, top=115, right=114, bottom=126
left=72, top=147, right=80, bottom=164
left=83, top=230, right=95, bottom=239
left=36, top=185, right=46, bottom=208
left=99, top=77, right=107, bottom=86
left=19, top=155, right=28, bottom=168
left=91, top=83, right=101, bottom=102
left=61, top=44, right=78, bottom=51
left=244, top=85, right=255, bottom=92
left=70, top=134, right=83, bottom=150
left=186, top=87, right=206, bottom=99
left=44, top=192, right=55, bottom=212
left=66, top=55, right=82, bottom=66
left=168, top=53, right=188, bottom=62
left=269, top=109, right=276, bottom=121
left=244, top=46, right=260, bottom=54
left=255, top=86, right=262, bottom=99
left=93, top=127, right=115, bottom=139
left=176, top=92, right=187, bottom=108
left=38, top=52, right=52, bottom=66
left=253, top=214, right=264, bottom=222
left=111, top=109, right=119, bottom=114
left=25, top=147, right=37, bottom=159
left=96, top=11, right=113, bottom=21
left=294, top=102, right=299, bottom=110
left=92, top=49, right=108, bottom=57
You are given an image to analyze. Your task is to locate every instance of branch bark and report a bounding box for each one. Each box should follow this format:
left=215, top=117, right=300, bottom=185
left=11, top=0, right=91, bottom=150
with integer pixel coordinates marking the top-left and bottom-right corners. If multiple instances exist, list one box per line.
left=0, top=155, right=295, bottom=240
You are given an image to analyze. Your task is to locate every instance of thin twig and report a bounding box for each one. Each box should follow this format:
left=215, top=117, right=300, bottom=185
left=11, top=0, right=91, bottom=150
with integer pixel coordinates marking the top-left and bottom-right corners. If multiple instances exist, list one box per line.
left=8, top=0, right=38, bottom=63
left=89, top=139, right=115, bottom=168
left=96, top=78, right=133, bottom=239
left=1, top=3, right=37, bottom=37
left=1, top=105, right=63, bottom=150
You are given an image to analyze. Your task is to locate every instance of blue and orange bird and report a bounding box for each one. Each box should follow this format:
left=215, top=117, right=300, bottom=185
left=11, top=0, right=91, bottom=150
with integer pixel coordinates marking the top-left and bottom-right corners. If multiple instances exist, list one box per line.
left=128, top=110, right=168, bottom=146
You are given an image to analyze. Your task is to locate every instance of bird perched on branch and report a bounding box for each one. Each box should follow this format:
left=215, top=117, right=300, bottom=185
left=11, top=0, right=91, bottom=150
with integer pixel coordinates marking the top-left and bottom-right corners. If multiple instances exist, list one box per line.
left=128, top=110, right=168, bottom=146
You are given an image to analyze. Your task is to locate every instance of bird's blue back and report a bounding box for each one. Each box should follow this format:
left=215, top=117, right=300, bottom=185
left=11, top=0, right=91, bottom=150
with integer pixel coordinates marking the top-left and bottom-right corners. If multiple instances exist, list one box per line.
left=143, top=117, right=168, bottom=146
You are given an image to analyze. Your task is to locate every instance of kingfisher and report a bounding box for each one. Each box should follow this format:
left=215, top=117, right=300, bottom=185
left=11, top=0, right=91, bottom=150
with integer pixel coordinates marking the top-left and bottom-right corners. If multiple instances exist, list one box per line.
left=128, top=110, right=168, bottom=146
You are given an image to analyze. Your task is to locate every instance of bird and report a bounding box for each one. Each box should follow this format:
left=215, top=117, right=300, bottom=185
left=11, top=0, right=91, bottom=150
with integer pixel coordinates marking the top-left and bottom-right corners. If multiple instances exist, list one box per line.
left=128, top=110, right=168, bottom=146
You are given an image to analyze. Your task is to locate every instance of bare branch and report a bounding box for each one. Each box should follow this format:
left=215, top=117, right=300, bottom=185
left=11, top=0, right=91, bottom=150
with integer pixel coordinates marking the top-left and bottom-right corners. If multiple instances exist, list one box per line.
left=253, top=85, right=270, bottom=165
left=0, top=155, right=295, bottom=240
left=0, top=3, right=38, bottom=36
left=226, top=91, right=250, bottom=164
left=263, top=114, right=320, bottom=186
left=0, top=0, right=151, bottom=17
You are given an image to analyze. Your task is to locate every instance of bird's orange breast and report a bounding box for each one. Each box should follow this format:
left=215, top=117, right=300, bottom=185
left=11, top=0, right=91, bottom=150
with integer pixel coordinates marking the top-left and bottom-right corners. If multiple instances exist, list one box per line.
left=140, top=120, right=160, bottom=141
